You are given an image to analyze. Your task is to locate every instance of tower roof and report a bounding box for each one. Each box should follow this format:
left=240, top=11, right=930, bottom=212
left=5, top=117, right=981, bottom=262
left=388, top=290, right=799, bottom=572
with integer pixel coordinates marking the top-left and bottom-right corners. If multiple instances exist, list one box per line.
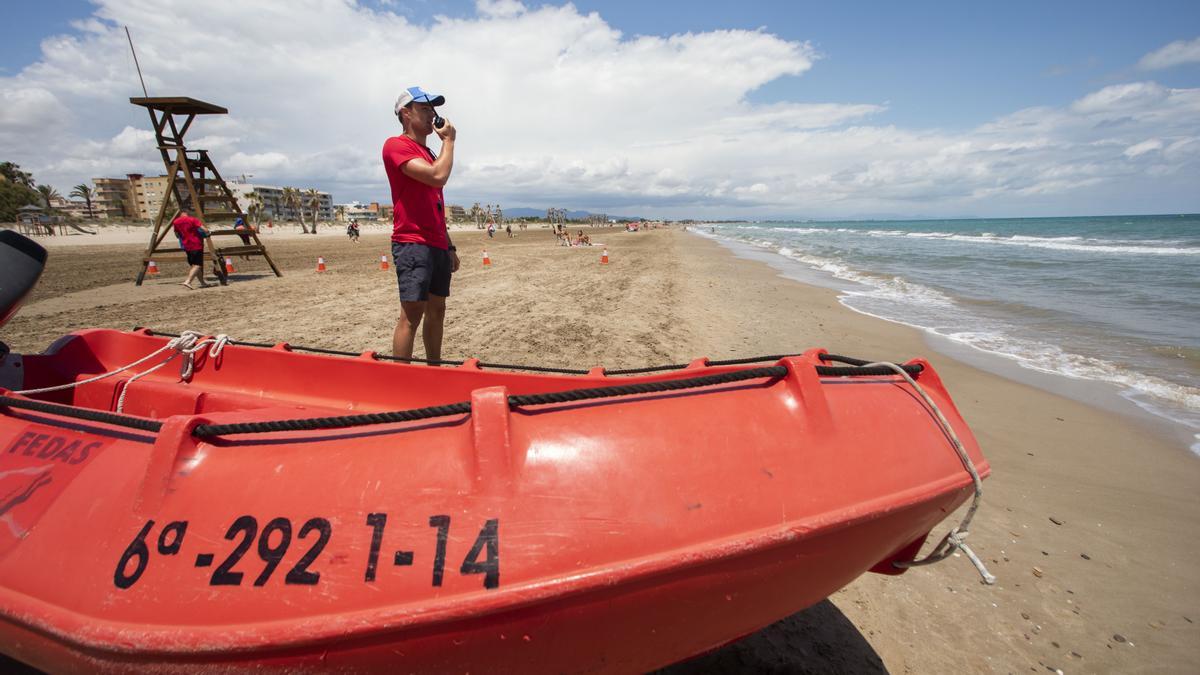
left=129, top=97, right=227, bottom=115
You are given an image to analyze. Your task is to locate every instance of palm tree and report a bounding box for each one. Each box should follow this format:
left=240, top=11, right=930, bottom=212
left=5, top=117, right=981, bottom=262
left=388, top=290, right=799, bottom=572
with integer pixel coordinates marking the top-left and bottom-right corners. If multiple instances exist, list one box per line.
left=70, top=184, right=95, bottom=219
left=37, top=185, right=62, bottom=210
left=305, top=189, right=321, bottom=233
left=244, top=190, right=265, bottom=227
left=281, top=187, right=304, bottom=232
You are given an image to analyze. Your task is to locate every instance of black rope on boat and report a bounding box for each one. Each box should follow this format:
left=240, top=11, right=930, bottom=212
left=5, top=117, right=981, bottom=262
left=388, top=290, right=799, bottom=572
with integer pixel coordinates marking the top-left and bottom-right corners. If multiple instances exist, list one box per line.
left=192, top=402, right=472, bottom=437
left=819, top=353, right=924, bottom=377
left=367, top=353, right=465, bottom=367
left=604, top=363, right=690, bottom=375
left=472, top=362, right=592, bottom=375
left=821, top=364, right=920, bottom=376
left=190, top=365, right=788, bottom=437
left=608, top=354, right=808, bottom=375
left=820, top=353, right=874, bottom=366
left=382, top=353, right=594, bottom=374
left=509, top=366, right=787, bottom=407
left=0, top=395, right=163, bottom=432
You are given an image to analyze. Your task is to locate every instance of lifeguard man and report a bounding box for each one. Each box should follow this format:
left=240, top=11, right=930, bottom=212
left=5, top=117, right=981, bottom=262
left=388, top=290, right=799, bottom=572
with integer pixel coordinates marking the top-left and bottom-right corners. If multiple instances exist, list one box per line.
left=382, top=86, right=460, bottom=362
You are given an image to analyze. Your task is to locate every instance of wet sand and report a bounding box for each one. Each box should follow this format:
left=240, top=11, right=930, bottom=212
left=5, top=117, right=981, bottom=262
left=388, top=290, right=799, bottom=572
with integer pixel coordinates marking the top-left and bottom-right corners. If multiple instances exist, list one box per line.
left=5, top=224, right=1199, bottom=672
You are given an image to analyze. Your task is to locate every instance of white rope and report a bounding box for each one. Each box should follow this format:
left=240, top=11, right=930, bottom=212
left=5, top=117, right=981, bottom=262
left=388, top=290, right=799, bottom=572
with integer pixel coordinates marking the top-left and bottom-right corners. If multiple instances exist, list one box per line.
left=867, top=361, right=997, bottom=585
left=15, top=331, right=231, bottom=413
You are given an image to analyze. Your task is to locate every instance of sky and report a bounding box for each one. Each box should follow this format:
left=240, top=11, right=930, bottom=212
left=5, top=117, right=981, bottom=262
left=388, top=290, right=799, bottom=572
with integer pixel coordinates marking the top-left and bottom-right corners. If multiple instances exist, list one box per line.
left=1, top=0, right=1198, bottom=220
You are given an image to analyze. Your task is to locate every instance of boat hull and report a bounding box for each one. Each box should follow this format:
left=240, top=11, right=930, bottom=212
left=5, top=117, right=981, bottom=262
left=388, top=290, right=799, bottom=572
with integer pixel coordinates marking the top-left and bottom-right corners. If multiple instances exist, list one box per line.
left=0, top=329, right=988, bottom=672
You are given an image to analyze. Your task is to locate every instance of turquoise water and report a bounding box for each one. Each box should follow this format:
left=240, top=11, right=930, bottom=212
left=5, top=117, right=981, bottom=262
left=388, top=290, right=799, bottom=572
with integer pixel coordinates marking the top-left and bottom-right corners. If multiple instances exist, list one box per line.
left=701, top=214, right=1200, bottom=453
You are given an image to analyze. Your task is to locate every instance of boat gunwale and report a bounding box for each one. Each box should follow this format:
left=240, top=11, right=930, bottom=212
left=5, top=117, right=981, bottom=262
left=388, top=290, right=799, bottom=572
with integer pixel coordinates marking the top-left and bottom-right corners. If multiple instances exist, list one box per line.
left=9, top=329, right=931, bottom=427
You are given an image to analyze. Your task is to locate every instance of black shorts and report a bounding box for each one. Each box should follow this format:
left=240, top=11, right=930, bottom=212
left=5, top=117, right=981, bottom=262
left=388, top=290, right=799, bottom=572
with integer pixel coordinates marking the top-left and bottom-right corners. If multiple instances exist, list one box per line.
left=185, top=249, right=204, bottom=266
left=392, top=242, right=452, bottom=301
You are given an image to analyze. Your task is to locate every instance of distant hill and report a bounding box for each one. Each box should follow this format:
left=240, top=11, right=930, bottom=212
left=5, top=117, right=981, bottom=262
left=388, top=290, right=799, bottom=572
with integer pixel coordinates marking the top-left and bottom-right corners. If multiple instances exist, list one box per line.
left=499, top=207, right=644, bottom=221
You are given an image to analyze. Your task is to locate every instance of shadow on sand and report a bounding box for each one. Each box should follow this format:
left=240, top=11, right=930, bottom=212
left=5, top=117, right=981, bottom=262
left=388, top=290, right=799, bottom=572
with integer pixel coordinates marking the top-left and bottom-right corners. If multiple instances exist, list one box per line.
left=655, top=599, right=887, bottom=674
left=0, top=602, right=886, bottom=674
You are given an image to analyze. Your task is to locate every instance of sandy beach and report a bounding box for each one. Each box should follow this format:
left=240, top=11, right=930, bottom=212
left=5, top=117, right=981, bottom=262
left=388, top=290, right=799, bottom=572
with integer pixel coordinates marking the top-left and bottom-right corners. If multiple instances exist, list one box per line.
left=4, top=224, right=1199, bottom=673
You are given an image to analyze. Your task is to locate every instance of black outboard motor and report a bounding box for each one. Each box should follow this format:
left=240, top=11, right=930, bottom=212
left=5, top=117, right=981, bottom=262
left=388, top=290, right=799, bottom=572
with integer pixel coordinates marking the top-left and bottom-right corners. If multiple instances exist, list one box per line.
left=0, top=229, right=47, bottom=344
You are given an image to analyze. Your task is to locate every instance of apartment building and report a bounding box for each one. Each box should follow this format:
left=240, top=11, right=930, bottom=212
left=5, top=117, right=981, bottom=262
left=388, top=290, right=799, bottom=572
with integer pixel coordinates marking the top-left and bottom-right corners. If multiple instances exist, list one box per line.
left=127, top=174, right=173, bottom=220
left=227, top=183, right=334, bottom=222
left=83, top=175, right=334, bottom=223
left=49, top=197, right=92, bottom=219
left=92, top=177, right=132, bottom=219
left=334, top=201, right=382, bottom=221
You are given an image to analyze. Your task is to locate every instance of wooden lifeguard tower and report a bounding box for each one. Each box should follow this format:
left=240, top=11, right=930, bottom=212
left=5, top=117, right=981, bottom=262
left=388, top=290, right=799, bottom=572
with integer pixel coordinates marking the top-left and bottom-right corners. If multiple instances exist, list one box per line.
left=131, top=96, right=281, bottom=285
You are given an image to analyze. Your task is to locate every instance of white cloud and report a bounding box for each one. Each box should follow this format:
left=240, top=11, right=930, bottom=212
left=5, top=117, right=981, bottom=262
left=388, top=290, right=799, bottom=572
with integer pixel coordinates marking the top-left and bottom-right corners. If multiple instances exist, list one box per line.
left=0, top=87, right=71, bottom=136
left=1071, top=82, right=1169, bottom=114
left=1124, top=139, right=1163, bottom=158
left=0, top=0, right=1196, bottom=217
left=1137, top=37, right=1200, bottom=70
left=226, top=151, right=291, bottom=173
left=476, top=0, right=525, bottom=19
left=104, top=126, right=157, bottom=156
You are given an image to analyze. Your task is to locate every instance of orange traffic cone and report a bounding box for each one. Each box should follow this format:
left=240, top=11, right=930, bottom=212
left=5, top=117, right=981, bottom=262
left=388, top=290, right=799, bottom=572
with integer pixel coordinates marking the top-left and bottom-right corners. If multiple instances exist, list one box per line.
left=482, top=249, right=491, bottom=266
left=380, top=254, right=389, bottom=271
left=316, top=256, right=327, bottom=272
left=147, top=260, right=159, bottom=275
left=225, top=257, right=235, bottom=274
left=601, top=248, right=609, bottom=265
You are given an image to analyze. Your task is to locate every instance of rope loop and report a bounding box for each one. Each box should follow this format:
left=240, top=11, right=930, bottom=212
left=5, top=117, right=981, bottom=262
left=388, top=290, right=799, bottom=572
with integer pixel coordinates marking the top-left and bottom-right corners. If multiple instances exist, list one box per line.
left=16, top=329, right=233, bottom=413
left=865, top=361, right=995, bottom=585
left=170, top=331, right=230, bottom=381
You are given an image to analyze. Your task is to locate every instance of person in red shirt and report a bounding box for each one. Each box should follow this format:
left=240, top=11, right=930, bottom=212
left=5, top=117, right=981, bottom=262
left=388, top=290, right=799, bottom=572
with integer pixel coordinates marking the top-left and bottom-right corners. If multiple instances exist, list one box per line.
left=171, top=210, right=209, bottom=289
left=383, top=86, right=460, bottom=362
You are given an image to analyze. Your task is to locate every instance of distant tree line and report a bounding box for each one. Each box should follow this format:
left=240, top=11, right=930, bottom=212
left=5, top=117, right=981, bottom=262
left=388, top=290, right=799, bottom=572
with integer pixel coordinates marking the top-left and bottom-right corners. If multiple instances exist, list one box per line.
left=0, top=161, right=97, bottom=223
left=0, top=161, right=41, bottom=222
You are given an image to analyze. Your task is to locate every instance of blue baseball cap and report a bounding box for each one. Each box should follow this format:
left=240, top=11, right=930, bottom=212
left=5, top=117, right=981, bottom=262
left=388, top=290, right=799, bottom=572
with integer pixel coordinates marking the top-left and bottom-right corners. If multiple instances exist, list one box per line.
left=394, top=86, right=445, bottom=115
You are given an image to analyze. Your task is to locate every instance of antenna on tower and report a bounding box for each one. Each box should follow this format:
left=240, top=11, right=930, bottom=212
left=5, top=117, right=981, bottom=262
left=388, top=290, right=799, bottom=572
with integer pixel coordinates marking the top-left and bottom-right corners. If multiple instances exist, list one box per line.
left=125, top=26, right=149, bottom=98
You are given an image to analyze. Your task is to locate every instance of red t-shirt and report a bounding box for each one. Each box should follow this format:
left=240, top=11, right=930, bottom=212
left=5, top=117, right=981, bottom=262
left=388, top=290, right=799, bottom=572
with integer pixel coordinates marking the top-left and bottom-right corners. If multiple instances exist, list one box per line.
left=172, top=214, right=204, bottom=251
left=382, top=135, right=448, bottom=249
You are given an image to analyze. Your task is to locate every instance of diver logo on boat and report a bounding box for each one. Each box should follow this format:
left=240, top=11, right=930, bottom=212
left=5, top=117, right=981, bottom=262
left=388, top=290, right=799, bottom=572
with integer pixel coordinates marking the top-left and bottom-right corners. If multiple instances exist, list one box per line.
left=0, top=427, right=109, bottom=557
left=0, top=467, right=53, bottom=534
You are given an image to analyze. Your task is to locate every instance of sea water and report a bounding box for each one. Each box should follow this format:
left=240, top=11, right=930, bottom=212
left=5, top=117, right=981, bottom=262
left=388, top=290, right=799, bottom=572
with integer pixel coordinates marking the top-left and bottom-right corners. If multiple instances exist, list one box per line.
left=698, top=215, right=1200, bottom=454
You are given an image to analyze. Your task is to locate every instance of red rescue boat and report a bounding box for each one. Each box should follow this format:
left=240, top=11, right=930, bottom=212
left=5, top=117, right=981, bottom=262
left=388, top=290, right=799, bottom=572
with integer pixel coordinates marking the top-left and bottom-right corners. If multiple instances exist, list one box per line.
left=0, top=232, right=990, bottom=672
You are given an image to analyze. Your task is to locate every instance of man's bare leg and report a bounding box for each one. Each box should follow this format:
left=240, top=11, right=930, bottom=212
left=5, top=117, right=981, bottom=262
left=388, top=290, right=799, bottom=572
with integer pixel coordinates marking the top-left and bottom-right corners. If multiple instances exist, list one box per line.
left=183, top=264, right=203, bottom=288
left=393, top=300, right=427, bottom=359
left=422, top=294, right=447, bottom=363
